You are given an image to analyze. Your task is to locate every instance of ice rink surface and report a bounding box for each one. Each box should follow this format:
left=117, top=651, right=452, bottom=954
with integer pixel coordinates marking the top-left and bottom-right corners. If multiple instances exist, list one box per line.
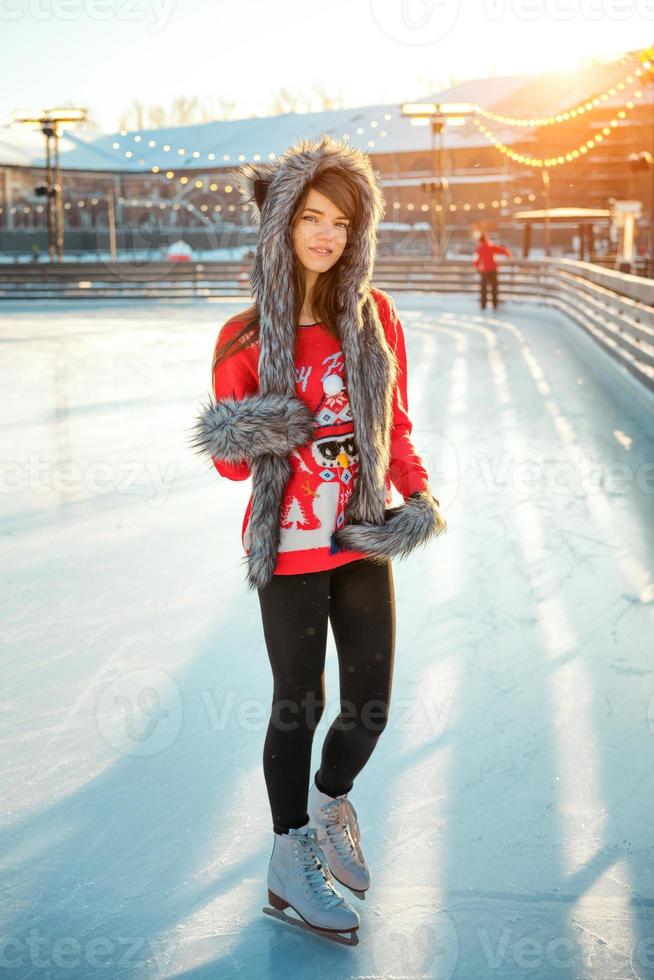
left=1, top=293, right=654, bottom=979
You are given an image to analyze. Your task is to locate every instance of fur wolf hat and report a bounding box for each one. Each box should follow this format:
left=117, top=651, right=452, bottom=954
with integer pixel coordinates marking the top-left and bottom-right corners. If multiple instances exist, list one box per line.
left=191, top=134, right=445, bottom=590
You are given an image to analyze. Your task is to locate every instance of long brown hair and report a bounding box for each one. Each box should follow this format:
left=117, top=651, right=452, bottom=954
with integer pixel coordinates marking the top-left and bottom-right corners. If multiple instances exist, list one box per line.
left=211, top=167, right=364, bottom=379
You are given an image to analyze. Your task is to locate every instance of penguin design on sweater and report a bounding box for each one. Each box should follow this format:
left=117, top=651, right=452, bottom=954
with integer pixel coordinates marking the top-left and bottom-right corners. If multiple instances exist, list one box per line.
left=312, top=370, right=359, bottom=529
left=279, top=361, right=359, bottom=553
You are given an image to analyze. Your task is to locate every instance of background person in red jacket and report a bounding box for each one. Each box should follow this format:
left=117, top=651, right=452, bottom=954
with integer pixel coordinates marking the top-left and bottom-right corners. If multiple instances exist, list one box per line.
left=473, top=233, right=512, bottom=310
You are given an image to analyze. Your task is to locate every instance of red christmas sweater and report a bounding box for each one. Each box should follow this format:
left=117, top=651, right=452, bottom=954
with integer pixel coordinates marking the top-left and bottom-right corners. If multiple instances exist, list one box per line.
left=211, top=287, right=430, bottom=575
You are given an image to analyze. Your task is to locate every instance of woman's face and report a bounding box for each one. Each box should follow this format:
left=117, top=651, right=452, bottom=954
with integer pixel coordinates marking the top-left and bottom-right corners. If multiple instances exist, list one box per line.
left=291, top=187, right=350, bottom=275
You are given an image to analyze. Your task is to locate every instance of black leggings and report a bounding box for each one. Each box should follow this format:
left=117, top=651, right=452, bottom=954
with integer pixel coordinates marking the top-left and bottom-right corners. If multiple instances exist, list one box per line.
left=480, top=269, right=498, bottom=308
left=257, top=557, right=396, bottom=835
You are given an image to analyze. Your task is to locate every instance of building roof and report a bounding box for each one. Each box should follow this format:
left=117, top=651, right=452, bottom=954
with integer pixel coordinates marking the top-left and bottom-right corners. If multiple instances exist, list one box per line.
left=0, top=47, right=646, bottom=172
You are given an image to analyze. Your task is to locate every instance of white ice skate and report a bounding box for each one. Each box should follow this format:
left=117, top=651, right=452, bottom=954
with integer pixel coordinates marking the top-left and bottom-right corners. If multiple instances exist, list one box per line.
left=308, top=782, right=371, bottom=898
left=263, top=822, right=360, bottom=944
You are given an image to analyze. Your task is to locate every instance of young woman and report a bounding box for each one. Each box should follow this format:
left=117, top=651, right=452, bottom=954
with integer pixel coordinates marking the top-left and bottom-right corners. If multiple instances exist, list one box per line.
left=192, top=135, right=446, bottom=940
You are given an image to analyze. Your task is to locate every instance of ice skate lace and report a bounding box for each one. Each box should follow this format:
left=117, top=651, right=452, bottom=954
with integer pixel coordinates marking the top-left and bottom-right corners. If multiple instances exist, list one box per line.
left=321, top=797, right=363, bottom=862
left=295, top=829, right=343, bottom=909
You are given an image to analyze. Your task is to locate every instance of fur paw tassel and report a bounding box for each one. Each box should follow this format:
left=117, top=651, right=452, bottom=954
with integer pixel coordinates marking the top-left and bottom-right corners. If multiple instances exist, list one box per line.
left=332, top=492, right=446, bottom=562
left=188, top=393, right=316, bottom=464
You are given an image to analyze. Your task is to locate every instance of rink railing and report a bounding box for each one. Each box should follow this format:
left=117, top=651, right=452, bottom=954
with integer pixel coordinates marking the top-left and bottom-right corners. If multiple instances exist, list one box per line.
left=518, top=259, right=654, bottom=394
left=1, top=256, right=652, bottom=392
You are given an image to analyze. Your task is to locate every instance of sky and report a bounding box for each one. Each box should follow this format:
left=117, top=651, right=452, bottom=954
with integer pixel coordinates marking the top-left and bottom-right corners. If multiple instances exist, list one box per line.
left=1, top=0, right=653, bottom=133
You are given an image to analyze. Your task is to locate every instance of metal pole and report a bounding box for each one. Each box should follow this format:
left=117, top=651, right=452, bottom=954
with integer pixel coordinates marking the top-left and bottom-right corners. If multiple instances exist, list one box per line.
left=650, top=88, right=654, bottom=278
left=439, top=123, right=446, bottom=261
left=54, top=123, right=63, bottom=261
left=430, top=121, right=437, bottom=263
left=44, top=128, right=55, bottom=263
left=107, top=184, right=117, bottom=260
left=543, top=168, right=551, bottom=257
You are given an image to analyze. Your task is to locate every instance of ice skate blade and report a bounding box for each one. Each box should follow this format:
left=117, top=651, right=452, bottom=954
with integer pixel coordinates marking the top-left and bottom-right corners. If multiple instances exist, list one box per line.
left=329, top=872, right=368, bottom=901
left=262, top=906, right=359, bottom=946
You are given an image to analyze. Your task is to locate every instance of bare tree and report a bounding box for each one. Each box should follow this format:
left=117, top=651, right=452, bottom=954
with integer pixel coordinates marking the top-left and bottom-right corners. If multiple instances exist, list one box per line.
left=169, top=95, right=201, bottom=126
left=117, top=99, right=147, bottom=132
left=200, top=93, right=238, bottom=121
left=115, top=93, right=241, bottom=131
left=269, top=87, right=302, bottom=115
left=148, top=105, right=168, bottom=129
left=268, top=84, right=346, bottom=116
left=310, top=82, right=345, bottom=111
left=113, top=82, right=348, bottom=133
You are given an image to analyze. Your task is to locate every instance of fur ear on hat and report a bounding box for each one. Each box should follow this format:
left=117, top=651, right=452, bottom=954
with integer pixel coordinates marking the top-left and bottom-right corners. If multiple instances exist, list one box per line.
left=253, top=178, right=270, bottom=210
left=230, top=160, right=277, bottom=226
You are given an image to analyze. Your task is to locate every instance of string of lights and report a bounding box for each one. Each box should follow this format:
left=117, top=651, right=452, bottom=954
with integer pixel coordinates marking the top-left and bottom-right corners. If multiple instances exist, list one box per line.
left=105, top=54, right=653, bottom=189
left=107, top=47, right=654, bottom=177
left=473, top=55, right=650, bottom=128
left=7, top=48, right=653, bottom=223
left=1, top=191, right=539, bottom=221
left=473, top=89, right=646, bottom=168
left=109, top=113, right=394, bottom=172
